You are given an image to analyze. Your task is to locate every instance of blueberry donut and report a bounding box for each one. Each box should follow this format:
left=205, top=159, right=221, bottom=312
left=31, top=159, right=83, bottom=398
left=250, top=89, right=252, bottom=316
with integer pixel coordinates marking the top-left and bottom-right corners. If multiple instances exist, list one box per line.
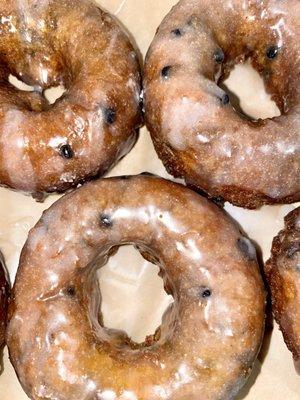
left=7, top=175, right=265, bottom=399
left=265, top=207, right=300, bottom=372
left=144, top=0, right=300, bottom=209
left=0, top=252, right=9, bottom=350
left=0, top=0, right=141, bottom=196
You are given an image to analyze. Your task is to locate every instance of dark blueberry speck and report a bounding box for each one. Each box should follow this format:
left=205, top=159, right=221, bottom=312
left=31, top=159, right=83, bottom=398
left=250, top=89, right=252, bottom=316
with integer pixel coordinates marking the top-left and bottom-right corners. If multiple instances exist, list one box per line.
left=104, top=107, right=116, bottom=124
left=171, top=28, right=182, bottom=37
left=161, top=66, right=171, bottom=79
left=212, top=196, right=225, bottom=208
left=221, top=94, right=230, bottom=105
left=202, top=289, right=212, bottom=298
left=266, top=46, right=279, bottom=59
left=49, top=333, right=55, bottom=343
left=60, top=144, right=74, bottom=159
left=66, top=286, right=76, bottom=296
left=100, top=214, right=113, bottom=228
left=214, top=49, right=225, bottom=64
left=237, top=237, right=256, bottom=261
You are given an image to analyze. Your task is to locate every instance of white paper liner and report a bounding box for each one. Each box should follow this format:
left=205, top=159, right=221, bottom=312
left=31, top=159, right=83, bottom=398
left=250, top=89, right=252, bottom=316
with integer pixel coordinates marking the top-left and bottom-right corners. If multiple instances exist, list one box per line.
left=0, top=1, right=299, bottom=399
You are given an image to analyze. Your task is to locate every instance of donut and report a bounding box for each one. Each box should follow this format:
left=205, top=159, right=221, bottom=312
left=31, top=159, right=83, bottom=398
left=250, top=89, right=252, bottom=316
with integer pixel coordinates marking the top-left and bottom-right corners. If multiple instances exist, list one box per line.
left=0, top=252, right=9, bottom=349
left=0, top=0, right=141, bottom=196
left=144, top=0, right=300, bottom=209
left=265, top=207, right=300, bottom=373
left=7, top=175, right=265, bottom=400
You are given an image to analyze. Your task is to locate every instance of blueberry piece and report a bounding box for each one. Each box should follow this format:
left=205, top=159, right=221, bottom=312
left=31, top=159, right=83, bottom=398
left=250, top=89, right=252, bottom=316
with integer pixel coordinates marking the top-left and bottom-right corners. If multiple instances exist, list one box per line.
left=212, top=196, right=225, bottom=208
left=161, top=66, right=171, bottom=79
left=201, top=288, right=212, bottom=298
left=100, top=214, right=113, bottom=228
left=214, top=49, right=225, bottom=64
left=66, top=286, right=76, bottom=296
left=60, top=144, right=74, bottom=159
left=237, top=237, right=257, bottom=261
left=49, top=333, right=56, bottom=343
left=221, top=94, right=230, bottom=105
left=266, top=46, right=279, bottom=59
left=104, top=107, right=116, bottom=124
left=171, top=28, right=182, bottom=37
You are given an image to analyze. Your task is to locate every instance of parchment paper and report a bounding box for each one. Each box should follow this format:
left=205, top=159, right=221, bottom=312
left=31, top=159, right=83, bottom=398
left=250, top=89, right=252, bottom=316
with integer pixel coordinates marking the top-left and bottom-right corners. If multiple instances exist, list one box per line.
left=0, top=1, right=299, bottom=399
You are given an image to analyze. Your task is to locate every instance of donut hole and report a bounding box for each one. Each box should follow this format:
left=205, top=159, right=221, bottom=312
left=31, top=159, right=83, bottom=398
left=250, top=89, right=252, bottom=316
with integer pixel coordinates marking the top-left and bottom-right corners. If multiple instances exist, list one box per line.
left=8, top=74, right=66, bottom=107
left=221, top=61, right=281, bottom=120
left=8, top=74, right=35, bottom=92
left=97, top=245, right=174, bottom=345
left=43, top=85, right=66, bottom=105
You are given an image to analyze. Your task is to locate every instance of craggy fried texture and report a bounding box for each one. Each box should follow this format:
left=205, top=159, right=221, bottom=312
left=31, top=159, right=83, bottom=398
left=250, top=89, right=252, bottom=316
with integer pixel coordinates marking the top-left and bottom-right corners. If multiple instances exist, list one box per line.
left=0, top=0, right=142, bottom=196
left=265, top=207, right=300, bottom=371
left=7, top=175, right=265, bottom=400
left=144, top=0, right=300, bottom=209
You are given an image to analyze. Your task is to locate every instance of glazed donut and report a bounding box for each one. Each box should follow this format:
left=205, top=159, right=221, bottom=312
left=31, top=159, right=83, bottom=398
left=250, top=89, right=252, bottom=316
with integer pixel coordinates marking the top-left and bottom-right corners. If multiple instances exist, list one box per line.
left=265, top=207, right=300, bottom=373
left=7, top=175, right=265, bottom=400
left=0, top=252, right=9, bottom=349
left=0, top=0, right=141, bottom=196
left=144, top=0, right=300, bottom=209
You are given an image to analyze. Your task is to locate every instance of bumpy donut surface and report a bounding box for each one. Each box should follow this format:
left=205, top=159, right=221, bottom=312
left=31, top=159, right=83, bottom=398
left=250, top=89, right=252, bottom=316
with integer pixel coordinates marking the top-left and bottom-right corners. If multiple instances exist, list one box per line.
left=0, top=0, right=141, bottom=195
left=265, top=207, right=300, bottom=372
left=144, top=0, right=300, bottom=209
left=8, top=175, right=265, bottom=400
left=0, top=252, right=9, bottom=349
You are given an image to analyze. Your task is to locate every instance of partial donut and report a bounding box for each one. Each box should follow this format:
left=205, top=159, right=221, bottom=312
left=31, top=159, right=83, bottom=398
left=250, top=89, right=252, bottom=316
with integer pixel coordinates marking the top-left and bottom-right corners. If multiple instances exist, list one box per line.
left=0, top=252, right=9, bottom=349
left=7, top=175, right=265, bottom=400
left=265, top=207, right=300, bottom=373
left=144, top=0, right=300, bottom=209
left=0, top=0, right=141, bottom=196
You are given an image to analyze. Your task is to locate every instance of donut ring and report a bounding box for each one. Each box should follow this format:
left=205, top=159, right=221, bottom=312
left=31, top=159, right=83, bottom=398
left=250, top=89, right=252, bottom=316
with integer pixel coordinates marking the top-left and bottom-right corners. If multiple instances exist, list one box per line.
left=0, top=0, right=141, bottom=196
left=144, top=0, right=300, bottom=209
left=7, top=175, right=265, bottom=400
left=0, top=252, right=9, bottom=350
left=265, top=207, right=300, bottom=372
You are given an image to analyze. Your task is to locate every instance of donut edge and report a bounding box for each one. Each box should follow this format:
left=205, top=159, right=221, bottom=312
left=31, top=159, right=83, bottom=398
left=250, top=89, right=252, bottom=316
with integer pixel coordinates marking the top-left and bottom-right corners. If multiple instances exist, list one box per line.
left=148, top=134, right=300, bottom=209
left=264, top=208, right=300, bottom=361
left=0, top=252, right=10, bottom=354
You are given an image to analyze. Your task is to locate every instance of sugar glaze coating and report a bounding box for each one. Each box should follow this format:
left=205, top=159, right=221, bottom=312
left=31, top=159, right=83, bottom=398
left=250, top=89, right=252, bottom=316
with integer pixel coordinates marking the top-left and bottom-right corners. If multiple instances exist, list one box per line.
left=144, top=0, right=300, bottom=209
left=0, top=252, right=9, bottom=349
left=265, top=207, right=300, bottom=373
left=7, top=175, right=265, bottom=400
left=0, top=0, right=141, bottom=196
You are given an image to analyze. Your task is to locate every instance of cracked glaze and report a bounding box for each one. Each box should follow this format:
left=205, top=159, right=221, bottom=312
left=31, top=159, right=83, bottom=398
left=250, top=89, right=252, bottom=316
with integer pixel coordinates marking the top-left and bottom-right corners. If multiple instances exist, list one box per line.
left=144, top=0, right=300, bottom=209
left=0, top=0, right=141, bottom=195
left=265, top=207, right=300, bottom=373
left=7, top=175, right=265, bottom=400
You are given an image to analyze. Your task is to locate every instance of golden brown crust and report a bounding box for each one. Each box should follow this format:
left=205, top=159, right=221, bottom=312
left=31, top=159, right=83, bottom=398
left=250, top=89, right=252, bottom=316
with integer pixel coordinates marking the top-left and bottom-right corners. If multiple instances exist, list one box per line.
left=144, top=0, right=300, bottom=209
left=0, top=0, right=142, bottom=196
left=0, top=252, right=9, bottom=349
left=7, top=175, right=265, bottom=400
left=265, top=207, right=300, bottom=364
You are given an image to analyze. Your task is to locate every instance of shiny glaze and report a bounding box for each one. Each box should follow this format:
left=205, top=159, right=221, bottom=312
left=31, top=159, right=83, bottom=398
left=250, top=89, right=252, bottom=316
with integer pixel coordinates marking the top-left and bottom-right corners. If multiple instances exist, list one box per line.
left=144, top=0, right=300, bottom=209
left=0, top=252, right=9, bottom=349
left=0, top=0, right=141, bottom=196
left=265, top=207, right=300, bottom=373
left=7, top=175, right=265, bottom=400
